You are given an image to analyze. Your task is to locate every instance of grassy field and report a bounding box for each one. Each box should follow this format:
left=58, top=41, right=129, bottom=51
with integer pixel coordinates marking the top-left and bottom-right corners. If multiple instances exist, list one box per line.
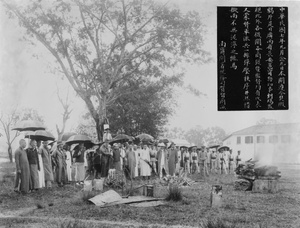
left=0, top=162, right=299, bottom=228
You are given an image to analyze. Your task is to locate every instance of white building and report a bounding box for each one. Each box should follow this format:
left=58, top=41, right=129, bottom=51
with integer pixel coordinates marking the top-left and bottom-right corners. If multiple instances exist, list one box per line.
left=223, top=123, right=300, bottom=164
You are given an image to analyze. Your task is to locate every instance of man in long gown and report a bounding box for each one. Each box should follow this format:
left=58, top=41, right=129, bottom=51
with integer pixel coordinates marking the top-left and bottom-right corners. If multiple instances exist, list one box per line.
left=26, top=140, right=40, bottom=191
left=100, top=139, right=113, bottom=178
left=139, top=143, right=151, bottom=179
left=73, top=143, right=85, bottom=184
left=168, top=143, right=178, bottom=176
left=14, top=139, right=30, bottom=193
left=133, top=145, right=139, bottom=178
left=40, top=141, right=54, bottom=188
left=112, top=143, right=121, bottom=171
left=126, top=144, right=136, bottom=179
left=36, top=141, right=45, bottom=188
left=157, top=143, right=168, bottom=178
left=52, top=142, right=67, bottom=186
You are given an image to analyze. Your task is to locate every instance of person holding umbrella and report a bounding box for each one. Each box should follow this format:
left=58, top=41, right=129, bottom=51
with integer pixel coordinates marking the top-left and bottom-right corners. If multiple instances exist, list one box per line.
left=112, top=143, right=122, bottom=171
left=126, top=143, right=136, bottom=179
left=36, top=141, right=45, bottom=188
left=73, top=143, right=86, bottom=184
left=26, top=139, right=40, bottom=191
left=14, top=139, right=30, bottom=194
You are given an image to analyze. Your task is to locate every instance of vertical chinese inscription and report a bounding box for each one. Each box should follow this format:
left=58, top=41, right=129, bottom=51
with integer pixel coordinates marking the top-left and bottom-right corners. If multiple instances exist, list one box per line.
left=243, top=7, right=251, bottom=109
left=217, top=7, right=288, bottom=111
left=219, top=41, right=227, bottom=110
left=278, top=7, right=287, bottom=108
left=266, top=7, right=274, bottom=109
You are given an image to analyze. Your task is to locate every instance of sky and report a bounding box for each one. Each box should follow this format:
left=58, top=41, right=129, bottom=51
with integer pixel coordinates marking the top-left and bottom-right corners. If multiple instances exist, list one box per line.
left=0, top=0, right=300, bottom=151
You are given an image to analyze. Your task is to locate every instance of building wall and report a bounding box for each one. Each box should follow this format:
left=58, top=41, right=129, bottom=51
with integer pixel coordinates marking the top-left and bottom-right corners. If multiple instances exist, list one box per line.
left=223, top=132, right=300, bottom=164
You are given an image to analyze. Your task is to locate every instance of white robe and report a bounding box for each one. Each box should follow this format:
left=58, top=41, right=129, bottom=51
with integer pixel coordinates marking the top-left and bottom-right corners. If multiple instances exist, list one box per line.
left=38, top=153, right=45, bottom=188
left=134, top=150, right=139, bottom=177
left=66, top=151, right=72, bottom=181
left=139, top=148, right=151, bottom=176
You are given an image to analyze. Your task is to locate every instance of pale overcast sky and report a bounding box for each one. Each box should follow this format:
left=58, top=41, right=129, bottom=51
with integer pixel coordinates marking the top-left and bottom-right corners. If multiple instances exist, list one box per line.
left=0, top=0, right=299, bottom=144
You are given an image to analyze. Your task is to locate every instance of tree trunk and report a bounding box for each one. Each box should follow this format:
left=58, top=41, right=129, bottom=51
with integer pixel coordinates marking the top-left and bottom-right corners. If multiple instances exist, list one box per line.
left=95, top=118, right=103, bottom=142
left=8, top=144, right=13, bottom=163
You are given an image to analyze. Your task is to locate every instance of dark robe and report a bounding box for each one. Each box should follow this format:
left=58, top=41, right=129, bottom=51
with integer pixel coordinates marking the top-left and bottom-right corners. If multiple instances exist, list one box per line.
left=100, top=143, right=113, bottom=177
left=168, top=148, right=178, bottom=176
left=52, top=149, right=67, bottom=185
left=40, top=147, right=54, bottom=181
left=126, top=149, right=136, bottom=178
left=14, top=147, right=31, bottom=193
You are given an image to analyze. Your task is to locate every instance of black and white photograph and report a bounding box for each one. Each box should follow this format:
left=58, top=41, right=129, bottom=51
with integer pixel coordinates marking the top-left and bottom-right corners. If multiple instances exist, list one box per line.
left=0, top=0, right=299, bottom=227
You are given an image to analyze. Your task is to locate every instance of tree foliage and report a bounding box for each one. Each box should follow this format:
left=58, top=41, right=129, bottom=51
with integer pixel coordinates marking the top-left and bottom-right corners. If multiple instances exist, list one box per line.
left=184, top=126, right=226, bottom=147
left=3, top=0, right=210, bottom=140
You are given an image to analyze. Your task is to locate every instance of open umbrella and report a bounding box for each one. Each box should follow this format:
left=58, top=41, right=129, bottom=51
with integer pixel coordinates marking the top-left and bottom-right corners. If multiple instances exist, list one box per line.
left=136, top=133, right=154, bottom=141
left=158, top=138, right=169, bottom=144
left=25, top=130, right=55, bottom=141
left=12, top=120, right=46, bottom=131
left=65, top=134, right=92, bottom=145
left=61, top=132, right=77, bottom=142
left=218, top=146, right=230, bottom=152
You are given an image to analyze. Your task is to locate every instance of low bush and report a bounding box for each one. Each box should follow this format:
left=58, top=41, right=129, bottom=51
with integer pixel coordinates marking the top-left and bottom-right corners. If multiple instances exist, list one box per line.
left=165, top=184, right=182, bottom=202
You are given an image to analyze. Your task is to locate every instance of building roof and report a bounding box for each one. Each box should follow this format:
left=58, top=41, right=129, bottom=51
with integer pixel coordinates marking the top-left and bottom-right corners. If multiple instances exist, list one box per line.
left=223, top=123, right=300, bottom=141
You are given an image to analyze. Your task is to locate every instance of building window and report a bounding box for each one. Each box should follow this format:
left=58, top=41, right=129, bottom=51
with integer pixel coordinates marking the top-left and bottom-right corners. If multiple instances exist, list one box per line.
left=269, top=135, right=278, bottom=144
left=237, top=136, right=241, bottom=144
left=281, top=135, right=291, bottom=143
left=257, top=136, right=265, bottom=143
left=245, top=136, right=253, bottom=144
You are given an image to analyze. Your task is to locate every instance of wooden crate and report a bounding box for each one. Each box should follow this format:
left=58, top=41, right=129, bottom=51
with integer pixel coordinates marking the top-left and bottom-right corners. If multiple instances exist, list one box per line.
left=252, top=179, right=278, bottom=193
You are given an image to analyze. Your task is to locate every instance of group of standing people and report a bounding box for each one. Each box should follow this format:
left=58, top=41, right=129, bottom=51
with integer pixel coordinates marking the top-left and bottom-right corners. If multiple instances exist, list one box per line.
left=14, top=138, right=89, bottom=194
left=182, top=146, right=242, bottom=176
left=14, top=139, right=54, bottom=194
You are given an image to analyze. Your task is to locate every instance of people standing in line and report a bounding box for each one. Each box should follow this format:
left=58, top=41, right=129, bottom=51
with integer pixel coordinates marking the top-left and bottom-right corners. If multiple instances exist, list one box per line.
left=235, top=150, right=242, bottom=167
left=157, top=143, right=168, bottom=178
left=73, top=143, right=86, bottom=184
left=126, top=144, right=136, bottom=179
left=149, top=144, right=157, bottom=175
left=52, top=142, right=67, bottom=187
left=228, top=149, right=235, bottom=174
left=26, top=140, right=40, bottom=191
left=40, top=141, right=54, bottom=188
left=36, top=141, right=45, bottom=189
left=100, top=139, right=113, bottom=178
left=168, top=142, right=178, bottom=176
left=210, top=149, right=217, bottom=174
left=139, top=143, right=151, bottom=180
left=14, top=139, right=31, bottom=194
left=183, top=147, right=190, bottom=173
left=190, top=146, right=199, bottom=174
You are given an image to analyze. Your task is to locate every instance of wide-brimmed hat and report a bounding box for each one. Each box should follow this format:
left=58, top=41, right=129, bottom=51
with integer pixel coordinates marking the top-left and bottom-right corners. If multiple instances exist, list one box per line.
left=168, top=142, right=176, bottom=149
left=158, top=143, right=165, bottom=147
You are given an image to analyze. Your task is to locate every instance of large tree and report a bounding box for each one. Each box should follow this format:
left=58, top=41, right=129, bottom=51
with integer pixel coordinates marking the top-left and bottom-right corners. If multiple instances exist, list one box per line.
left=3, top=0, right=210, bottom=141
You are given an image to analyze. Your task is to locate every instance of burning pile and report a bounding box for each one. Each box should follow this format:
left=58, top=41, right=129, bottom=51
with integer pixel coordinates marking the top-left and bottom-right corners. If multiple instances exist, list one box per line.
left=155, top=169, right=195, bottom=187
left=234, top=160, right=281, bottom=191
